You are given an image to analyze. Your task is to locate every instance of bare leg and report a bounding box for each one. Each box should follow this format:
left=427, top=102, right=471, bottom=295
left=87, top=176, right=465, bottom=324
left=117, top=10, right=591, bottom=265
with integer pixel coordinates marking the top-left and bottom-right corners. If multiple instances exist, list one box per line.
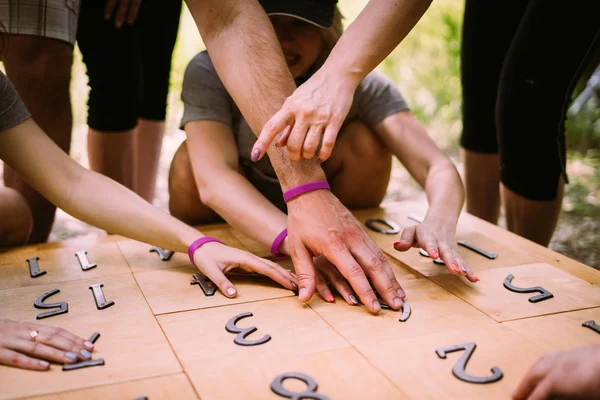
left=323, top=121, right=392, bottom=208
left=168, top=141, right=222, bottom=225
left=461, top=148, right=501, bottom=224
left=134, top=119, right=165, bottom=202
left=87, top=128, right=136, bottom=191
left=502, top=176, right=564, bottom=246
left=1, top=35, right=73, bottom=243
left=0, top=187, right=33, bottom=248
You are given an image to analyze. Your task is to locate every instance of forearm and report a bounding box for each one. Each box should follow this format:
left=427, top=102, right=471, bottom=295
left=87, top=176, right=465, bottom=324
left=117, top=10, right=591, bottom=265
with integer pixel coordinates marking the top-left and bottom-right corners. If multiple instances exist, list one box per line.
left=423, top=161, right=464, bottom=225
left=321, top=0, right=432, bottom=87
left=187, top=0, right=326, bottom=189
left=198, top=169, right=290, bottom=253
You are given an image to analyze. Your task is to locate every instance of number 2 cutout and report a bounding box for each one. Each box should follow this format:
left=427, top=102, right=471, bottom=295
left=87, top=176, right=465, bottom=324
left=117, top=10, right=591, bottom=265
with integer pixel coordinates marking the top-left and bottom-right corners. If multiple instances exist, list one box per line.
left=436, top=342, right=503, bottom=384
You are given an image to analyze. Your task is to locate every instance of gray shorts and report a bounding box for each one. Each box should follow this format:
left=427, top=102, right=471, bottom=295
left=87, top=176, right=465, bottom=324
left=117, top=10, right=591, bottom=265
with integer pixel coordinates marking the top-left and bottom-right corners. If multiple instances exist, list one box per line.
left=0, top=0, right=80, bottom=45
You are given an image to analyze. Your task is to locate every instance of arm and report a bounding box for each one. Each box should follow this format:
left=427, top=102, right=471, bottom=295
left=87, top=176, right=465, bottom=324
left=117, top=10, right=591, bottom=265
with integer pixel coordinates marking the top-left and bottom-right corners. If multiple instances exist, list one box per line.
left=374, top=112, right=478, bottom=282
left=0, top=119, right=296, bottom=296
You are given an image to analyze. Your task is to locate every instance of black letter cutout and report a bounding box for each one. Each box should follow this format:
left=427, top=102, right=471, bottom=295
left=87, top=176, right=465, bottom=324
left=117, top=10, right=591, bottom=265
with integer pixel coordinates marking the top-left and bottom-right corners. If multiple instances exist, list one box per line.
left=377, top=297, right=412, bottom=322
left=225, top=312, right=271, bottom=346
left=436, top=342, right=503, bottom=384
left=190, top=272, right=217, bottom=296
left=503, top=274, right=554, bottom=303
left=457, top=240, right=498, bottom=259
left=365, top=218, right=400, bottom=235
left=583, top=320, right=600, bottom=335
left=75, top=251, right=97, bottom=271
left=34, top=289, right=68, bottom=319
left=27, top=257, right=47, bottom=278
left=271, top=372, right=330, bottom=400
left=89, top=283, right=115, bottom=310
left=149, top=246, right=174, bottom=261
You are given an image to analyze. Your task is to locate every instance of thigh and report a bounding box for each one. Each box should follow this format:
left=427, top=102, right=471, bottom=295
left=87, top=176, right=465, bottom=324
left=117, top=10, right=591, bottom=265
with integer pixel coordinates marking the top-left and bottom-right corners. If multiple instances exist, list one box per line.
left=460, top=0, right=530, bottom=153
left=138, top=0, right=182, bottom=121
left=0, top=186, right=33, bottom=248
left=77, top=0, right=142, bottom=131
left=497, top=0, right=600, bottom=201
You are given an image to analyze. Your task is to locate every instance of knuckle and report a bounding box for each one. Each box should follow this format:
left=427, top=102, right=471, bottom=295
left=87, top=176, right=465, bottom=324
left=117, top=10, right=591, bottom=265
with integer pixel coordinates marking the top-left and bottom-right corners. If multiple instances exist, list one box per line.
left=347, top=263, right=365, bottom=278
left=366, top=256, right=385, bottom=272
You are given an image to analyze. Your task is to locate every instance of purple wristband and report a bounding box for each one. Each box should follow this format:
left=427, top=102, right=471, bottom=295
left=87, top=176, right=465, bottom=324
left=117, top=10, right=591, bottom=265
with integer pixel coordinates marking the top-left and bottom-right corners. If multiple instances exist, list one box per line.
left=283, top=180, right=331, bottom=203
left=270, top=228, right=288, bottom=258
left=188, top=237, right=224, bottom=267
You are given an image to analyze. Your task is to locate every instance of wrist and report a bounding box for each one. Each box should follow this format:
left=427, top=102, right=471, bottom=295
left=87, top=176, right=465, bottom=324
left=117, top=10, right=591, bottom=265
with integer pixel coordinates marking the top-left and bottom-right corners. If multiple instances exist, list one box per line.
left=320, top=58, right=363, bottom=89
left=188, top=236, right=224, bottom=267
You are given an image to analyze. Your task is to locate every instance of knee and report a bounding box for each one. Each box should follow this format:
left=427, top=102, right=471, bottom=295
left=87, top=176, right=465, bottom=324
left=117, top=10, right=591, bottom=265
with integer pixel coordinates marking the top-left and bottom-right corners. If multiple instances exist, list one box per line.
left=0, top=188, right=33, bottom=247
left=344, top=121, right=391, bottom=166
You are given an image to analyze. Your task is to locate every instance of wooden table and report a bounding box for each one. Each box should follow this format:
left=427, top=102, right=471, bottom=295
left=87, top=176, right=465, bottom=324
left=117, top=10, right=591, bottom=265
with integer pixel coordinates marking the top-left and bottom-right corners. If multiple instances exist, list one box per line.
left=1, top=201, right=598, bottom=399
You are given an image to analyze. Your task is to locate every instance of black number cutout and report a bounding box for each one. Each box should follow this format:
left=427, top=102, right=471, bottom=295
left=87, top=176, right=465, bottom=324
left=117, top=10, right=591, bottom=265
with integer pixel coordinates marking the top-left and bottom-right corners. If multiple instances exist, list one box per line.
left=271, top=372, right=330, bottom=400
left=34, top=289, right=68, bottom=319
left=457, top=240, right=498, bottom=260
left=436, top=342, right=503, bottom=384
left=149, top=246, right=174, bottom=261
left=62, top=359, right=105, bottom=371
left=75, top=251, right=97, bottom=271
left=583, top=320, right=600, bottom=335
left=503, top=274, right=554, bottom=303
left=190, top=272, right=217, bottom=296
left=365, top=218, right=400, bottom=235
left=27, top=257, right=47, bottom=278
left=378, top=297, right=412, bottom=322
left=89, top=283, right=115, bottom=310
left=225, top=312, right=271, bottom=346
left=418, top=248, right=445, bottom=265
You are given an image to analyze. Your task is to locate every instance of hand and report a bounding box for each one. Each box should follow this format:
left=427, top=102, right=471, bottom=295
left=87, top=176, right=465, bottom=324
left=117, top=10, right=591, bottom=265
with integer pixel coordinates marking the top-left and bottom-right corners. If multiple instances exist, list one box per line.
left=252, top=70, right=356, bottom=163
left=104, top=0, right=141, bottom=28
left=193, top=243, right=297, bottom=298
left=0, top=319, right=94, bottom=370
left=513, top=346, right=600, bottom=400
left=286, top=190, right=405, bottom=313
left=393, top=218, right=479, bottom=283
left=313, top=255, right=359, bottom=306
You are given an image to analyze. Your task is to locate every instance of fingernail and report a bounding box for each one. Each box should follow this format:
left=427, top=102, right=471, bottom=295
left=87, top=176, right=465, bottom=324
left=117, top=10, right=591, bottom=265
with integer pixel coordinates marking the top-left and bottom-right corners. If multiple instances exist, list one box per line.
left=40, top=360, right=50, bottom=368
left=66, top=352, right=77, bottom=360
left=327, top=294, right=335, bottom=302
left=372, top=300, right=381, bottom=312
left=397, top=288, right=406, bottom=299
left=460, top=265, right=468, bottom=273
left=80, top=349, right=91, bottom=360
left=349, top=295, right=358, bottom=305
left=291, top=282, right=298, bottom=289
left=317, top=158, right=323, bottom=164
left=84, top=341, right=94, bottom=349
left=251, top=149, right=261, bottom=162
left=227, top=287, right=237, bottom=296
left=393, top=297, right=402, bottom=308
left=431, top=250, right=439, bottom=258
left=299, top=288, right=308, bottom=299
left=452, top=263, right=460, bottom=273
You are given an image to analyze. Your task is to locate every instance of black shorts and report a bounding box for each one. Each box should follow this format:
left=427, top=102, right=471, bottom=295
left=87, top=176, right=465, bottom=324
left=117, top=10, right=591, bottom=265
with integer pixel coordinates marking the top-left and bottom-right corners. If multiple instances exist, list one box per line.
left=77, top=0, right=182, bottom=132
left=460, top=0, right=600, bottom=200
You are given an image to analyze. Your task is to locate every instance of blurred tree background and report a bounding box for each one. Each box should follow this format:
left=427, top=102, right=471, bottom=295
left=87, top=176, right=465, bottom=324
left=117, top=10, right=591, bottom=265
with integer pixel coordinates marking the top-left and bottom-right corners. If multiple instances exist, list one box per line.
left=12, top=0, right=600, bottom=266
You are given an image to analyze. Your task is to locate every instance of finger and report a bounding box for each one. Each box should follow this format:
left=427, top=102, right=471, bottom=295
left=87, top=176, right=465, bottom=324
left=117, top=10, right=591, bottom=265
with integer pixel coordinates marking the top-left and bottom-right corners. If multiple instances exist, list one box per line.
left=325, top=248, right=380, bottom=313
left=115, top=0, right=130, bottom=28
left=437, top=244, right=461, bottom=275
left=276, top=125, right=292, bottom=147
left=317, top=118, right=342, bottom=161
left=302, top=124, right=323, bottom=159
left=365, top=240, right=406, bottom=299
left=201, top=266, right=238, bottom=298
left=455, top=254, right=480, bottom=282
left=126, top=0, right=141, bottom=24
left=286, top=119, right=310, bottom=162
left=393, top=226, right=416, bottom=251
left=36, top=324, right=93, bottom=350
left=104, top=0, right=118, bottom=19
left=512, top=358, right=552, bottom=400
left=0, top=348, right=49, bottom=371
left=238, top=254, right=298, bottom=291
left=351, top=244, right=404, bottom=311
left=315, top=271, right=334, bottom=303
left=9, top=339, right=83, bottom=364
left=421, top=236, right=440, bottom=261
left=254, top=109, right=292, bottom=161
left=322, top=267, right=357, bottom=305
left=525, top=376, right=554, bottom=400
left=290, top=243, right=317, bottom=302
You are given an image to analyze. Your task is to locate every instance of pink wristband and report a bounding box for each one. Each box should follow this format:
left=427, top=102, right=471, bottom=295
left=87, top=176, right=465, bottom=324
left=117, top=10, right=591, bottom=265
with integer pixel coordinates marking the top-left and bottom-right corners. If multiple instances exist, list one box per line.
left=270, top=228, right=288, bottom=258
left=283, top=180, right=331, bottom=203
left=188, top=237, right=224, bottom=267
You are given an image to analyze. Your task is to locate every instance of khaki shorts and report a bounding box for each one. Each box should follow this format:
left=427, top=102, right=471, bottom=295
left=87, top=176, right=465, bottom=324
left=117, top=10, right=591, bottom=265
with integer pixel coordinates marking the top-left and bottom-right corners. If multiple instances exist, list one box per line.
left=0, top=0, right=80, bottom=45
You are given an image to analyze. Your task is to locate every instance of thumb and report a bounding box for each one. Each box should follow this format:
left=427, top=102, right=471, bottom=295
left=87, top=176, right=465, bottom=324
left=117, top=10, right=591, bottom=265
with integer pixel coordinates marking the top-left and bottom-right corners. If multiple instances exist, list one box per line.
left=290, top=243, right=317, bottom=302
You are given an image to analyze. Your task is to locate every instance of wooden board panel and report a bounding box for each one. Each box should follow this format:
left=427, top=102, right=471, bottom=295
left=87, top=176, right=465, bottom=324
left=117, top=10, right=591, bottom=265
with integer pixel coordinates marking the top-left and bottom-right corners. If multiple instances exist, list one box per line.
left=358, top=324, right=546, bottom=400
left=117, top=224, right=248, bottom=274
left=0, top=242, right=131, bottom=291
left=134, top=262, right=295, bottom=315
left=0, top=275, right=181, bottom=399
left=308, top=278, right=494, bottom=346
left=186, top=347, right=408, bottom=399
left=431, top=263, right=600, bottom=322
left=157, top=297, right=350, bottom=368
left=503, top=308, right=600, bottom=351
